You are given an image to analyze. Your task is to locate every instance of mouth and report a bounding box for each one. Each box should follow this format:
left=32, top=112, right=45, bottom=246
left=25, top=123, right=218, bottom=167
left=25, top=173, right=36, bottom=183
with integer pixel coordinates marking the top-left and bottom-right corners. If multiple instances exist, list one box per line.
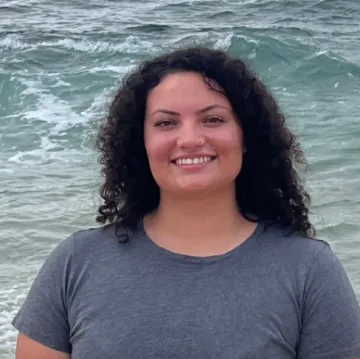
left=170, top=156, right=217, bottom=166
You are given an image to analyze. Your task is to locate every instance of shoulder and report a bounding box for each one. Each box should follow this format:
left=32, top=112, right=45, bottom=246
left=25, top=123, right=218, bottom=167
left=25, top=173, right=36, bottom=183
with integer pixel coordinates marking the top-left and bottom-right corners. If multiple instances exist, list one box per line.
left=256, top=221, right=351, bottom=288
left=259, top=222, right=331, bottom=266
left=62, top=224, right=116, bottom=248
left=46, top=223, right=132, bottom=265
left=32, top=222, right=141, bottom=288
left=257, top=222, right=358, bottom=305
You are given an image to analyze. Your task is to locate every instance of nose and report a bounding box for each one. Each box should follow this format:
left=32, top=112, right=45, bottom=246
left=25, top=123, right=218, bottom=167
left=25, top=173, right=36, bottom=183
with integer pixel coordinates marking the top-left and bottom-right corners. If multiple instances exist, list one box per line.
left=176, top=123, right=204, bottom=148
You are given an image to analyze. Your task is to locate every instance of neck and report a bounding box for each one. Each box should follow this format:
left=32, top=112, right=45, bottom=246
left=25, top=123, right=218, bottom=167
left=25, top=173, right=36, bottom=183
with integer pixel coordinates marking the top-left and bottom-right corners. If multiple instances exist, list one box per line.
left=144, top=187, right=256, bottom=256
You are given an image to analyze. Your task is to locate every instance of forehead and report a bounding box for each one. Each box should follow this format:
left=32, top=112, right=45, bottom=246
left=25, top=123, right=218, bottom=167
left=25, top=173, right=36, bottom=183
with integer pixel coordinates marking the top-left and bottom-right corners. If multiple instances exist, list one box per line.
left=146, top=72, right=230, bottom=112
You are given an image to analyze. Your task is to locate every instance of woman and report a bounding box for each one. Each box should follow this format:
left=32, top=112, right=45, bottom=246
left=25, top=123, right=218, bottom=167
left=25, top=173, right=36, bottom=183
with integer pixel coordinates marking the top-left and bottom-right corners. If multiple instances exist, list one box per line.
left=13, top=47, right=360, bottom=358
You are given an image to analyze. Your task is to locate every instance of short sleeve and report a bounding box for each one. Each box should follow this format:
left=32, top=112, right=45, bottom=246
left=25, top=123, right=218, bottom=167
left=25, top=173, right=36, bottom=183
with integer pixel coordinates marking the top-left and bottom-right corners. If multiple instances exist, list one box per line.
left=12, top=237, right=73, bottom=354
left=297, top=244, right=360, bottom=359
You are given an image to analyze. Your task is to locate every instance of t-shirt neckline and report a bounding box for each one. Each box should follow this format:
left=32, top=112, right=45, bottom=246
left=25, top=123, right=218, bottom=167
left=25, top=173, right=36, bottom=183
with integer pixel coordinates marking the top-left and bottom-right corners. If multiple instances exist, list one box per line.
left=135, top=219, right=265, bottom=264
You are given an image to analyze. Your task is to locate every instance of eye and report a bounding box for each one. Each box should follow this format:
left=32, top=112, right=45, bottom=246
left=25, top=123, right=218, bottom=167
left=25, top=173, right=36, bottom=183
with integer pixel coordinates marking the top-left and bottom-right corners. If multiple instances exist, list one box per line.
left=204, top=116, right=225, bottom=125
left=154, top=119, right=177, bottom=127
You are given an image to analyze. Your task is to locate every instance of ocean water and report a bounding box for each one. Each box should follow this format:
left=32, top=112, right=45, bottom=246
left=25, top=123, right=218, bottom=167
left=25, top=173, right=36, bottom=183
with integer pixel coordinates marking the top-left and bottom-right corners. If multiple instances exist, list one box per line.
left=1, top=0, right=359, bottom=357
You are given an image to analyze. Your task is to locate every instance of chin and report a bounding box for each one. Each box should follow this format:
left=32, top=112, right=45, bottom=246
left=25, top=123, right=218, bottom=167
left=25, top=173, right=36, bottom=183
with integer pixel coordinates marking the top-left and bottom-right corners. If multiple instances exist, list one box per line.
left=174, top=181, right=218, bottom=194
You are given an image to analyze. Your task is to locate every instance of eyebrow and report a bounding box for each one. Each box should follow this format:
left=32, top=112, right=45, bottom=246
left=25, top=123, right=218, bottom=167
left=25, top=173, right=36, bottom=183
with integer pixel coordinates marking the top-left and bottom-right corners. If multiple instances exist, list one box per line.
left=150, top=104, right=230, bottom=117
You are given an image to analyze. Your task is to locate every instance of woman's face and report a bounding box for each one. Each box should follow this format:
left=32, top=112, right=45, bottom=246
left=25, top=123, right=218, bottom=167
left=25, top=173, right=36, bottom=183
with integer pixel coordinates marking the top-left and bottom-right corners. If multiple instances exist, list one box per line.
left=144, top=71, right=245, bottom=196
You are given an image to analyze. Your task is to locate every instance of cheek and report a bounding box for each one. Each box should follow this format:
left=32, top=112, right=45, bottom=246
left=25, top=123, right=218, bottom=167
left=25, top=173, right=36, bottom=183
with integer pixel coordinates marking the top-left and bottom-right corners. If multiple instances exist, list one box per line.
left=216, top=126, right=244, bottom=155
left=144, top=132, right=174, bottom=168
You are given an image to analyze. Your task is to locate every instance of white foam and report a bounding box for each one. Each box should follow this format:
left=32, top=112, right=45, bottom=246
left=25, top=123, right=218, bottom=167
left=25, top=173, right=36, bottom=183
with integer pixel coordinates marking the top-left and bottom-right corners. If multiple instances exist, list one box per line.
left=0, top=35, right=31, bottom=51
left=6, top=75, right=100, bottom=165
left=15, top=76, right=86, bottom=131
left=237, top=0, right=269, bottom=4
left=23, top=95, right=85, bottom=132
left=0, top=282, right=29, bottom=358
left=88, top=64, right=136, bottom=75
left=4, top=0, right=42, bottom=6
left=248, top=50, right=257, bottom=59
left=8, top=142, right=92, bottom=166
left=36, top=35, right=156, bottom=55
left=8, top=136, right=60, bottom=165
left=214, top=33, right=233, bottom=50
left=1, top=33, right=156, bottom=55
left=80, top=89, right=112, bottom=119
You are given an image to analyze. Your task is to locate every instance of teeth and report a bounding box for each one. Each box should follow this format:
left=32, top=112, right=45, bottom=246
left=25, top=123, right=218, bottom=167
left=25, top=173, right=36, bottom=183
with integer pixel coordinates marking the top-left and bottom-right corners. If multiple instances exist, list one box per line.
left=175, top=156, right=213, bottom=165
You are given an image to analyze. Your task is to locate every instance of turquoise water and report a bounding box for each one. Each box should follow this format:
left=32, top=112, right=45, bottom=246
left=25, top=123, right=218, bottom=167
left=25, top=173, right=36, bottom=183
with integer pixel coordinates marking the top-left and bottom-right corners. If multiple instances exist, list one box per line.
left=1, top=0, right=360, bottom=357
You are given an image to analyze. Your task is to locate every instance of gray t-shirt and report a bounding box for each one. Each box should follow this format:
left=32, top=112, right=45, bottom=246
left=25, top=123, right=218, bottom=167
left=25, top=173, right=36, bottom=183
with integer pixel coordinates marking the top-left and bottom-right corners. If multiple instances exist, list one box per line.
left=12, top=221, right=360, bottom=358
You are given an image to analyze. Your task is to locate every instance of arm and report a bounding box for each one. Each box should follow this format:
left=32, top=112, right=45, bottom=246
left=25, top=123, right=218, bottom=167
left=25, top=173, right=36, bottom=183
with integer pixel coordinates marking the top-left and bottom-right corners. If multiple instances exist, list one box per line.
left=15, top=333, right=70, bottom=359
left=297, top=245, right=360, bottom=359
left=12, top=237, right=74, bottom=357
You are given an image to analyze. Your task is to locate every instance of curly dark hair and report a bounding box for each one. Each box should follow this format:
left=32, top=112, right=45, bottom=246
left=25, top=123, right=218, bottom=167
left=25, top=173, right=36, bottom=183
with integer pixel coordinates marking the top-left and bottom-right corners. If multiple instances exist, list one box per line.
left=96, top=46, right=315, bottom=239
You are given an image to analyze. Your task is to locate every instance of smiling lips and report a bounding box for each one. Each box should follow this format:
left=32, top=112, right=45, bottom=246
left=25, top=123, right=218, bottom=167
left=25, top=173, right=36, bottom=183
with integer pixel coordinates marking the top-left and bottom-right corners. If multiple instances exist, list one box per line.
left=172, top=156, right=216, bottom=165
